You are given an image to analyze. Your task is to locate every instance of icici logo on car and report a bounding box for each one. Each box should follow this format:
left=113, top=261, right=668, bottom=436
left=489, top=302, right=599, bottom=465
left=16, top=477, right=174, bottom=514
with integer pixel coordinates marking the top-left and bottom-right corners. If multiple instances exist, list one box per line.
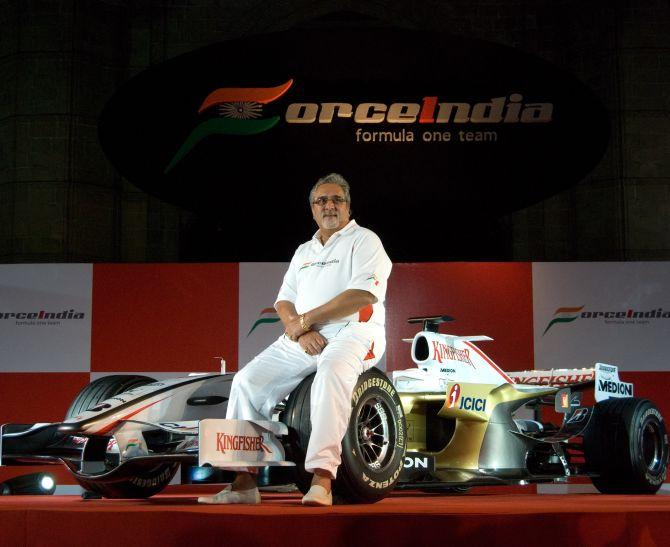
left=216, top=433, right=272, bottom=454
left=448, top=384, right=461, bottom=408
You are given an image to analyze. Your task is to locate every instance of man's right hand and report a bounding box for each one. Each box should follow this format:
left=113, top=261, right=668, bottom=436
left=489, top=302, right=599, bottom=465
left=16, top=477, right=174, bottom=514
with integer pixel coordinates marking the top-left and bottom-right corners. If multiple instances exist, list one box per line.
left=298, top=331, right=328, bottom=356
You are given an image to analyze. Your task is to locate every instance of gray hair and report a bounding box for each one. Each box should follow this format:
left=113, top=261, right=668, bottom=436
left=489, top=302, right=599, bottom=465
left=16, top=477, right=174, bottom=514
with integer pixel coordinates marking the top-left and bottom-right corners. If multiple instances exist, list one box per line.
left=309, top=173, right=351, bottom=205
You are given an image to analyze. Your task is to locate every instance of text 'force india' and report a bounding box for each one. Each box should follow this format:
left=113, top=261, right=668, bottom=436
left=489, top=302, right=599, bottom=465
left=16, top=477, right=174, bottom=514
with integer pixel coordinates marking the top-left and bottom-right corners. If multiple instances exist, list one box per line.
left=1, top=315, right=668, bottom=502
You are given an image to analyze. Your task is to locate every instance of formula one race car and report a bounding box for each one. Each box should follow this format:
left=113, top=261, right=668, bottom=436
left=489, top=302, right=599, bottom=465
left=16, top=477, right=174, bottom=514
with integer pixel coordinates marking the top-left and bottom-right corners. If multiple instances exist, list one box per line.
left=1, top=315, right=668, bottom=502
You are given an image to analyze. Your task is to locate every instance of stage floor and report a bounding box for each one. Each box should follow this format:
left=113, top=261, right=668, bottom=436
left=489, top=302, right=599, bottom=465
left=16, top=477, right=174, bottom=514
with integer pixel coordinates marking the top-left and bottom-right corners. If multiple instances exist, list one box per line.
left=2, top=485, right=669, bottom=547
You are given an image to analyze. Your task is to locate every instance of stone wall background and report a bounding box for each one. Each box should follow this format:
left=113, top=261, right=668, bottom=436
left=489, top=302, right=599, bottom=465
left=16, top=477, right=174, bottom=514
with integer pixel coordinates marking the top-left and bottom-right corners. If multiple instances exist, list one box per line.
left=0, top=0, right=668, bottom=262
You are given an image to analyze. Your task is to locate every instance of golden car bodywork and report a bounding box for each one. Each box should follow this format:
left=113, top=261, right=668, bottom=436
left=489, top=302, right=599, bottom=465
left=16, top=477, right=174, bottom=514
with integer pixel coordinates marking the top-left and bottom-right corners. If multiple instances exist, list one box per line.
left=401, top=381, right=558, bottom=484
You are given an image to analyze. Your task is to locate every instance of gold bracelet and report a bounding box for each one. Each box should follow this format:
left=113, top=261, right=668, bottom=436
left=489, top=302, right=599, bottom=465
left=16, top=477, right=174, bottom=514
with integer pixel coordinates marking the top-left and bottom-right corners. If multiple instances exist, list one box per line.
left=299, top=313, right=310, bottom=332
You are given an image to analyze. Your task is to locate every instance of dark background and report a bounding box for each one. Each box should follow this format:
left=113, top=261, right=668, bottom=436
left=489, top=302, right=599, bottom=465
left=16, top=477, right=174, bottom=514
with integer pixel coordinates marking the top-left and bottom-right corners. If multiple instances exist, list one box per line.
left=1, top=0, right=668, bottom=262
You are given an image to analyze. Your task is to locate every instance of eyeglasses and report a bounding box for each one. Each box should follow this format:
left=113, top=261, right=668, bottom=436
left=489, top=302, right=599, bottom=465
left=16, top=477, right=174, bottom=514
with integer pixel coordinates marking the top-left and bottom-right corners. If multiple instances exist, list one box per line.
left=312, top=195, right=348, bottom=206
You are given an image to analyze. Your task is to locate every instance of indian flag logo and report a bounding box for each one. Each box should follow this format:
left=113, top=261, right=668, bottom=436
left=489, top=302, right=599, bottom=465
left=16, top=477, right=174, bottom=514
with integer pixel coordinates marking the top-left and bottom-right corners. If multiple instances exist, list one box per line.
left=543, top=306, right=584, bottom=335
left=366, top=274, right=380, bottom=286
left=247, top=307, right=281, bottom=337
left=299, top=261, right=312, bottom=271
left=165, top=79, right=293, bottom=173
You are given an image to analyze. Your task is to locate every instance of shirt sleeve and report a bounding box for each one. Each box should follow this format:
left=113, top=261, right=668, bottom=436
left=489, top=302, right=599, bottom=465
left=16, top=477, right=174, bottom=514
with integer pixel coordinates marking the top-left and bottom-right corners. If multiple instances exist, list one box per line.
left=346, top=231, right=392, bottom=302
left=275, top=250, right=300, bottom=306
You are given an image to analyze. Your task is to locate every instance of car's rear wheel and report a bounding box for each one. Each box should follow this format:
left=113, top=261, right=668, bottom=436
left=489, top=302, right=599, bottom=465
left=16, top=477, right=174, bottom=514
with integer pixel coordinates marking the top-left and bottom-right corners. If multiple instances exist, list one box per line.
left=583, top=397, right=668, bottom=494
left=66, top=375, right=179, bottom=498
left=282, top=368, right=406, bottom=504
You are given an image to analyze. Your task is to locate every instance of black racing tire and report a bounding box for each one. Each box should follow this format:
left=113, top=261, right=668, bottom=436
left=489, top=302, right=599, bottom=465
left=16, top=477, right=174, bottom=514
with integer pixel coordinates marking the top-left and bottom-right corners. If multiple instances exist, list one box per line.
left=66, top=375, right=179, bottom=498
left=74, top=462, right=181, bottom=499
left=281, top=367, right=406, bottom=504
left=583, top=397, right=668, bottom=494
left=65, top=375, right=158, bottom=419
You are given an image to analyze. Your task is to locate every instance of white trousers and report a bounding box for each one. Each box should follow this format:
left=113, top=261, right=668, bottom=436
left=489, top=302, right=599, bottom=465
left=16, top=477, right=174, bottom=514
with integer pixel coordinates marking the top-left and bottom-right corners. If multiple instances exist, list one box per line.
left=226, top=322, right=385, bottom=478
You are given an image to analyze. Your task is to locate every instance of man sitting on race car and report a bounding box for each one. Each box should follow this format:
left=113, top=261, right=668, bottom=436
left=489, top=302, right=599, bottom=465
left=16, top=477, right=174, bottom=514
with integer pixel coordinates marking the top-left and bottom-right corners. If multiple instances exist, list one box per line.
left=198, top=172, right=392, bottom=506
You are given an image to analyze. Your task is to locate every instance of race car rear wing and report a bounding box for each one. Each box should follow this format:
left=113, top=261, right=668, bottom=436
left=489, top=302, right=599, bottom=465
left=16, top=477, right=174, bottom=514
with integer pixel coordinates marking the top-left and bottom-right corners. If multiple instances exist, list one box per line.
left=508, top=363, right=634, bottom=402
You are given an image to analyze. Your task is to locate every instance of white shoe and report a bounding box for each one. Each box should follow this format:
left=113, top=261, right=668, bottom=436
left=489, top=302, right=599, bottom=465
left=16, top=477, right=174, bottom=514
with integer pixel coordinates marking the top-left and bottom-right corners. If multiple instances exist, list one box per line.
left=198, top=485, right=261, bottom=504
left=301, top=484, right=332, bottom=506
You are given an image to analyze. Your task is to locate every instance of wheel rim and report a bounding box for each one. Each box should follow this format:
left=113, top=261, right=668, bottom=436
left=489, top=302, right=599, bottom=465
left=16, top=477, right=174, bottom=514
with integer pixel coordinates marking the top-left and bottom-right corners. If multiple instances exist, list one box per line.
left=355, top=395, right=395, bottom=471
left=641, top=420, right=664, bottom=474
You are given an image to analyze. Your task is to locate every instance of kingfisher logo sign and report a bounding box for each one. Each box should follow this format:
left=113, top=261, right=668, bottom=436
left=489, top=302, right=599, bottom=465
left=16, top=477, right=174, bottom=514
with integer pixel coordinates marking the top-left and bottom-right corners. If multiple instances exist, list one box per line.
left=215, top=432, right=272, bottom=454
left=99, top=26, right=609, bottom=261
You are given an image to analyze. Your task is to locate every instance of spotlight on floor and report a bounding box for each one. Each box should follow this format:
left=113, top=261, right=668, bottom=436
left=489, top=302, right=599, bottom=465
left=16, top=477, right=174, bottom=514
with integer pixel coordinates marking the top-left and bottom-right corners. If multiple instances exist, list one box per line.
left=181, top=464, right=235, bottom=485
left=0, top=472, right=57, bottom=495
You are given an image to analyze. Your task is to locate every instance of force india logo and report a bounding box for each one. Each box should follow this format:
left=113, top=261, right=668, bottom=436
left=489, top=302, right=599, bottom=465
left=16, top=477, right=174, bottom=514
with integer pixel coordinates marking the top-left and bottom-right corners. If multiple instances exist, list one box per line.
left=246, top=307, right=281, bottom=337
left=166, top=79, right=554, bottom=172
left=543, top=305, right=670, bottom=335
left=216, top=433, right=272, bottom=454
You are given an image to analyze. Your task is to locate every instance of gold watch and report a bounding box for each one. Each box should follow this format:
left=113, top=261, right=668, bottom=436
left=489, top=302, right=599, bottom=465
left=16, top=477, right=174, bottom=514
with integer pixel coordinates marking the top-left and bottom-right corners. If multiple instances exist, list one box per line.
left=299, top=313, right=310, bottom=332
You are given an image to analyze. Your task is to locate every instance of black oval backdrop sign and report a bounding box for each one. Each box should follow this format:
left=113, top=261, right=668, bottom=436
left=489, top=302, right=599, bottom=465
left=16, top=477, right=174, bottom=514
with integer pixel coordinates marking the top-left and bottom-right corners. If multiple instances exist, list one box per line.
left=99, top=27, right=609, bottom=260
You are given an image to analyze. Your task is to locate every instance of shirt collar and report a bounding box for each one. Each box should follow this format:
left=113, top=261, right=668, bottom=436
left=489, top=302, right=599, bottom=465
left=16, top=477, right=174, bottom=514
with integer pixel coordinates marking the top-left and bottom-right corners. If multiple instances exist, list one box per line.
left=312, top=219, right=357, bottom=245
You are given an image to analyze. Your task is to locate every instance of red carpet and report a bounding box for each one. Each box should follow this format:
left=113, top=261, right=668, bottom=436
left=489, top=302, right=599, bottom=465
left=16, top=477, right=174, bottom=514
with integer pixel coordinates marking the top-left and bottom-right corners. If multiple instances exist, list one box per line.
left=1, top=485, right=668, bottom=547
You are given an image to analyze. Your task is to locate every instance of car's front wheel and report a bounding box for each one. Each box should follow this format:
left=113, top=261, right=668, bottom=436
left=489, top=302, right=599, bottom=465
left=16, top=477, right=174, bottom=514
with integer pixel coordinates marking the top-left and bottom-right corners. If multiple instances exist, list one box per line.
left=282, top=367, right=406, bottom=504
left=66, top=375, right=179, bottom=499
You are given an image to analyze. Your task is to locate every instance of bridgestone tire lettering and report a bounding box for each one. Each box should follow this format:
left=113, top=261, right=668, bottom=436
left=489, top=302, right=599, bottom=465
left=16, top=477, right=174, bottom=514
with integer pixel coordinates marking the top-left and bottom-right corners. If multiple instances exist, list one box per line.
left=282, top=368, right=407, bottom=504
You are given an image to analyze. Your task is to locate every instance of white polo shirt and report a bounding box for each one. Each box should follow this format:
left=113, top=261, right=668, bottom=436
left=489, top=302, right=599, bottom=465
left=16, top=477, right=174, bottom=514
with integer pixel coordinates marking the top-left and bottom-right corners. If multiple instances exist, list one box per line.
left=275, top=220, right=392, bottom=329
